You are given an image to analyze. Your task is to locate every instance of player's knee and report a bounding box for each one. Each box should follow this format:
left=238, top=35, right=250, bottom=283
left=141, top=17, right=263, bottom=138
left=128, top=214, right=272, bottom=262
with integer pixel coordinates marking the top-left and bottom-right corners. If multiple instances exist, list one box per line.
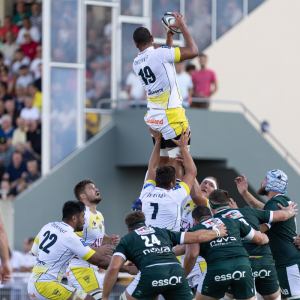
left=71, top=290, right=88, bottom=300
left=89, top=290, right=103, bottom=300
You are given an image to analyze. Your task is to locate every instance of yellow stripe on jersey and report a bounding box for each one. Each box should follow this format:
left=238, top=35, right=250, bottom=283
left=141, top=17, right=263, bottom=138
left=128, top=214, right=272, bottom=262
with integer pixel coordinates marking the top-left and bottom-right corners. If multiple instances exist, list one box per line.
left=145, top=180, right=156, bottom=186
left=35, top=281, right=73, bottom=300
left=176, top=256, right=182, bottom=264
left=69, top=267, right=100, bottom=292
left=34, top=236, right=39, bottom=244
left=199, top=261, right=207, bottom=274
left=206, top=198, right=209, bottom=207
left=179, top=182, right=190, bottom=195
left=82, top=249, right=95, bottom=261
left=76, top=231, right=84, bottom=237
left=165, top=107, right=189, bottom=136
left=174, top=47, right=181, bottom=62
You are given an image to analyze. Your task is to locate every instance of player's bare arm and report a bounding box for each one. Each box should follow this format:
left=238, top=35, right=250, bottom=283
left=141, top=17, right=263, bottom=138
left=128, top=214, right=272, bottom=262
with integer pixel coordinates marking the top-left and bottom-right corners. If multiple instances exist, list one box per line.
left=0, top=215, right=12, bottom=284
left=184, top=243, right=200, bottom=277
left=272, top=202, right=298, bottom=221
left=248, top=229, right=269, bottom=245
left=145, top=128, right=162, bottom=182
left=102, top=234, right=120, bottom=246
left=91, top=244, right=114, bottom=256
left=169, top=12, right=198, bottom=61
left=172, top=128, right=196, bottom=191
left=165, top=27, right=174, bottom=47
left=235, top=174, right=265, bottom=209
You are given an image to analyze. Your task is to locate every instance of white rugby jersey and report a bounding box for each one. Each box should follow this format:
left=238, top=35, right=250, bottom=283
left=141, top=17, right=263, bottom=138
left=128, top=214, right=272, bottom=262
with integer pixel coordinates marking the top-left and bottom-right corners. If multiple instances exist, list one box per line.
left=133, top=46, right=182, bottom=109
left=30, top=222, right=95, bottom=282
left=68, top=206, right=105, bottom=269
left=180, top=195, right=209, bottom=281
left=140, top=180, right=189, bottom=232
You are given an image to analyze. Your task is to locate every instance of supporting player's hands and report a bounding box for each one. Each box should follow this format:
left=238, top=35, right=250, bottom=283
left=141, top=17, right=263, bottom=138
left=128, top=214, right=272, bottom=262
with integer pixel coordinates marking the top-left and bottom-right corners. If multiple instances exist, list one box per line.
left=234, top=174, right=249, bottom=196
left=278, top=202, right=298, bottom=218
left=216, top=224, right=228, bottom=238
left=261, top=233, right=269, bottom=245
left=0, top=261, right=12, bottom=284
left=229, top=198, right=238, bottom=209
left=169, top=12, right=186, bottom=31
left=95, top=244, right=114, bottom=257
left=171, top=127, right=190, bottom=150
left=149, top=127, right=162, bottom=142
left=293, top=235, right=300, bottom=249
left=110, top=234, right=120, bottom=246
left=126, top=265, right=139, bottom=275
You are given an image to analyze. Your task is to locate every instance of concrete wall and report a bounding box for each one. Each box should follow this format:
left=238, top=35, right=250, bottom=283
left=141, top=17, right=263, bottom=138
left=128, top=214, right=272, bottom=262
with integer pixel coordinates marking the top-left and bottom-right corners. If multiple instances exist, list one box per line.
left=199, top=0, right=300, bottom=164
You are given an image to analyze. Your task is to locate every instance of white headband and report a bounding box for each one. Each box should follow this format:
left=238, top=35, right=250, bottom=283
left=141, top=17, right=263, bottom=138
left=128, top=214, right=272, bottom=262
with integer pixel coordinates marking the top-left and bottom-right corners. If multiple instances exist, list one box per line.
left=201, top=178, right=217, bottom=190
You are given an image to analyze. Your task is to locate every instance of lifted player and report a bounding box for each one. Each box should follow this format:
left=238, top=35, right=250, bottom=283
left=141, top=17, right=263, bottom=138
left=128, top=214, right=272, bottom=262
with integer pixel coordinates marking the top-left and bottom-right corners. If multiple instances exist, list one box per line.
left=102, top=210, right=227, bottom=300
left=132, top=12, right=198, bottom=179
left=185, top=191, right=270, bottom=300
left=28, top=201, right=137, bottom=300
left=235, top=171, right=300, bottom=300
left=67, top=179, right=120, bottom=298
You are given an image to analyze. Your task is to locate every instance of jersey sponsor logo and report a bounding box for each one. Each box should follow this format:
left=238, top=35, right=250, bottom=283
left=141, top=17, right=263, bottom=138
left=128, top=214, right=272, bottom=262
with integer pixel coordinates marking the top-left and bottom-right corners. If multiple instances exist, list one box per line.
left=28, top=293, right=37, bottom=300
left=148, top=88, right=163, bottom=96
left=210, top=237, right=237, bottom=247
left=222, top=210, right=243, bottom=219
left=152, top=276, right=182, bottom=286
left=143, top=246, right=171, bottom=255
left=202, top=218, right=224, bottom=228
left=92, top=221, right=96, bottom=226
left=135, top=226, right=156, bottom=235
left=80, top=240, right=88, bottom=247
left=161, top=46, right=171, bottom=49
left=83, top=275, right=90, bottom=283
left=281, top=289, right=289, bottom=296
left=215, top=271, right=246, bottom=281
left=52, top=289, right=61, bottom=296
left=172, top=185, right=182, bottom=191
left=252, top=269, right=271, bottom=278
left=143, top=183, right=154, bottom=189
left=145, top=118, right=163, bottom=125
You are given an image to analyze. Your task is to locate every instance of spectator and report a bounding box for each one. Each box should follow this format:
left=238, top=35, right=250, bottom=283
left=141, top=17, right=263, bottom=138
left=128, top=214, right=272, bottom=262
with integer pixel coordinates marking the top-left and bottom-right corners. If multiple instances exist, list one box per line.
left=20, top=238, right=36, bottom=272
left=16, top=158, right=40, bottom=193
left=0, top=180, right=14, bottom=199
left=1, top=31, right=19, bottom=62
left=0, top=82, right=10, bottom=102
left=0, top=114, right=16, bottom=144
left=12, top=117, right=27, bottom=146
left=12, top=85, right=26, bottom=113
left=175, top=62, right=193, bottom=107
left=20, top=32, right=39, bottom=61
left=0, top=137, right=14, bottom=168
left=20, top=96, right=40, bottom=121
left=5, top=100, right=19, bottom=127
left=125, top=71, right=146, bottom=107
left=86, top=44, right=96, bottom=73
left=34, top=63, right=42, bottom=91
left=28, top=83, right=42, bottom=113
left=0, top=100, right=5, bottom=117
left=86, top=29, right=101, bottom=53
left=0, top=16, right=19, bottom=42
left=16, top=17, right=40, bottom=45
left=30, top=3, right=42, bottom=32
left=14, top=142, right=34, bottom=163
left=26, top=120, right=41, bottom=160
left=15, top=65, right=34, bottom=89
left=13, top=2, right=31, bottom=28
left=11, top=49, right=30, bottom=76
left=186, top=64, right=196, bottom=76
left=29, top=45, right=42, bottom=80
left=3, top=151, right=27, bottom=193
left=0, top=65, right=14, bottom=95
left=191, top=53, right=218, bottom=109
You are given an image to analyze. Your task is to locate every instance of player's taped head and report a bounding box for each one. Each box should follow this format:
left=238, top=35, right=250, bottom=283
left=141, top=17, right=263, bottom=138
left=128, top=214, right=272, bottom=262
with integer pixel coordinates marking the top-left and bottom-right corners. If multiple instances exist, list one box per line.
left=192, top=205, right=212, bottom=222
left=265, top=169, right=288, bottom=194
left=208, top=189, right=230, bottom=209
left=133, top=27, right=152, bottom=47
left=73, top=289, right=87, bottom=300
left=155, top=166, right=176, bottom=189
left=89, top=290, right=103, bottom=300
left=125, top=211, right=146, bottom=230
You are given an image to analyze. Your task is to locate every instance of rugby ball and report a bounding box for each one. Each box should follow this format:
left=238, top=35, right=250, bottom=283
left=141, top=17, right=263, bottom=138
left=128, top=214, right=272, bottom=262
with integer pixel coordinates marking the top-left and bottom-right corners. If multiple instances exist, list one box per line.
left=162, top=12, right=182, bottom=34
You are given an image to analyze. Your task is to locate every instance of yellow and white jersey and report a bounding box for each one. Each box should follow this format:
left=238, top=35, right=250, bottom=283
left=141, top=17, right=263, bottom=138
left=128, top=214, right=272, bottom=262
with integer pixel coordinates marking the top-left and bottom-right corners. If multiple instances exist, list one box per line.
left=133, top=46, right=182, bottom=109
left=30, top=222, right=95, bottom=282
left=68, top=206, right=105, bottom=269
left=140, top=180, right=190, bottom=232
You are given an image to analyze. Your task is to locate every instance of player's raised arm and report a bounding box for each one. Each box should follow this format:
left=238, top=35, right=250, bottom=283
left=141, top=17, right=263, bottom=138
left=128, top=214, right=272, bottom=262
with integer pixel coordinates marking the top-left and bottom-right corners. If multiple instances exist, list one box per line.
left=169, top=12, right=198, bottom=61
left=0, top=215, right=11, bottom=284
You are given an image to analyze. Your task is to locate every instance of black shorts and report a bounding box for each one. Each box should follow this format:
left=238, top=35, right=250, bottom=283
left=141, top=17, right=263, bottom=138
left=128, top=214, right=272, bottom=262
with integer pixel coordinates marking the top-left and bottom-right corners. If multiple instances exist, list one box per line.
left=152, top=134, right=191, bottom=149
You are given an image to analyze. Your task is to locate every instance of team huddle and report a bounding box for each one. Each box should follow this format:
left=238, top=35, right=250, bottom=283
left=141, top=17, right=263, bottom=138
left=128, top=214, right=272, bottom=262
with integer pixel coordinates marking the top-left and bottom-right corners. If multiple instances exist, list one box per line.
left=28, top=12, right=300, bottom=300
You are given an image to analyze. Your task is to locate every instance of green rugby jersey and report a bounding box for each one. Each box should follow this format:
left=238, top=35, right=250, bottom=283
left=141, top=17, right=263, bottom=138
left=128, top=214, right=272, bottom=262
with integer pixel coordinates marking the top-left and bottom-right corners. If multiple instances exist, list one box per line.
left=114, top=226, right=183, bottom=270
left=188, top=215, right=252, bottom=264
left=264, top=194, right=300, bottom=267
left=218, top=207, right=272, bottom=257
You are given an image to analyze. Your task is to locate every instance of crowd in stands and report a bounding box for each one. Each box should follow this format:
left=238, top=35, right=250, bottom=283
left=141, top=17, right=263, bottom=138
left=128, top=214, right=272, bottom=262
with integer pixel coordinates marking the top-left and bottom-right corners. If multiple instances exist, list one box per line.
left=0, top=1, right=42, bottom=199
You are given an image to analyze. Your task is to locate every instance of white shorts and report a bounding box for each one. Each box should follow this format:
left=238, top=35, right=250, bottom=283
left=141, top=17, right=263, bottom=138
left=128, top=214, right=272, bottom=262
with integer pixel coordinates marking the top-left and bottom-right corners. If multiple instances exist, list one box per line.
left=28, top=279, right=75, bottom=300
left=67, top=267, right=104, bottom=293
left=144, top=107, right=189, bottom=140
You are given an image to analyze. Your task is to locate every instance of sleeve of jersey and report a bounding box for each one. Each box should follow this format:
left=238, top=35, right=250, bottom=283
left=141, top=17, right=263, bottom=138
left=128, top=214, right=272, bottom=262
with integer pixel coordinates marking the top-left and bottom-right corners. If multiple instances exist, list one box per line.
left=113, top=238, right=127, bottom=262
left=170, top=182, right=190, bottom=204
left=30, top=235, right=39, bottom=256
left=156, top=46, right=180, bottom=63
left=68, top=234, right=95, bottom=261
left=139, top=180, right=156, bottom=201
left=253, top=208, right=272, bottom=224
left=165, top=230, right=184, bottom=246
left=238, top=220, right=254, bottom=239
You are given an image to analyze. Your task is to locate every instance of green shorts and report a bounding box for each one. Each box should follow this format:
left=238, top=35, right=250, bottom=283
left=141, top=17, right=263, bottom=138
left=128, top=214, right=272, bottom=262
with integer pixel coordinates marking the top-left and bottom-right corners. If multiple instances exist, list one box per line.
left=126, top=263, right=194, bottom=300
left=277, top=262, right=300, bottom=298
left=198, top=257, right=255, bottom=299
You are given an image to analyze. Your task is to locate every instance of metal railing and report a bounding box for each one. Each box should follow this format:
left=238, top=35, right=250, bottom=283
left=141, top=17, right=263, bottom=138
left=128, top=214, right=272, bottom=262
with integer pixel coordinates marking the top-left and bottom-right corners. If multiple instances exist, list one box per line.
left=85, top=97, right=300, bottom=175
left=0, top=272, right=134, bottom=300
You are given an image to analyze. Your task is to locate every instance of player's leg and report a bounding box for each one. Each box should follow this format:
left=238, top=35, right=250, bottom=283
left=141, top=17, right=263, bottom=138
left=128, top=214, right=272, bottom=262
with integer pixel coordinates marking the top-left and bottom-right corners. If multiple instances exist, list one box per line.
left=276, top=264, right=300, bottom=300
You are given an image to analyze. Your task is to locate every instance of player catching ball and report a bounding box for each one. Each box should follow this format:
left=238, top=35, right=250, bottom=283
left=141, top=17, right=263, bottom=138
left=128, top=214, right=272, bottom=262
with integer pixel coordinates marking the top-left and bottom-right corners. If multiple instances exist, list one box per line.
left=132, top=12, right=198, bottom=179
